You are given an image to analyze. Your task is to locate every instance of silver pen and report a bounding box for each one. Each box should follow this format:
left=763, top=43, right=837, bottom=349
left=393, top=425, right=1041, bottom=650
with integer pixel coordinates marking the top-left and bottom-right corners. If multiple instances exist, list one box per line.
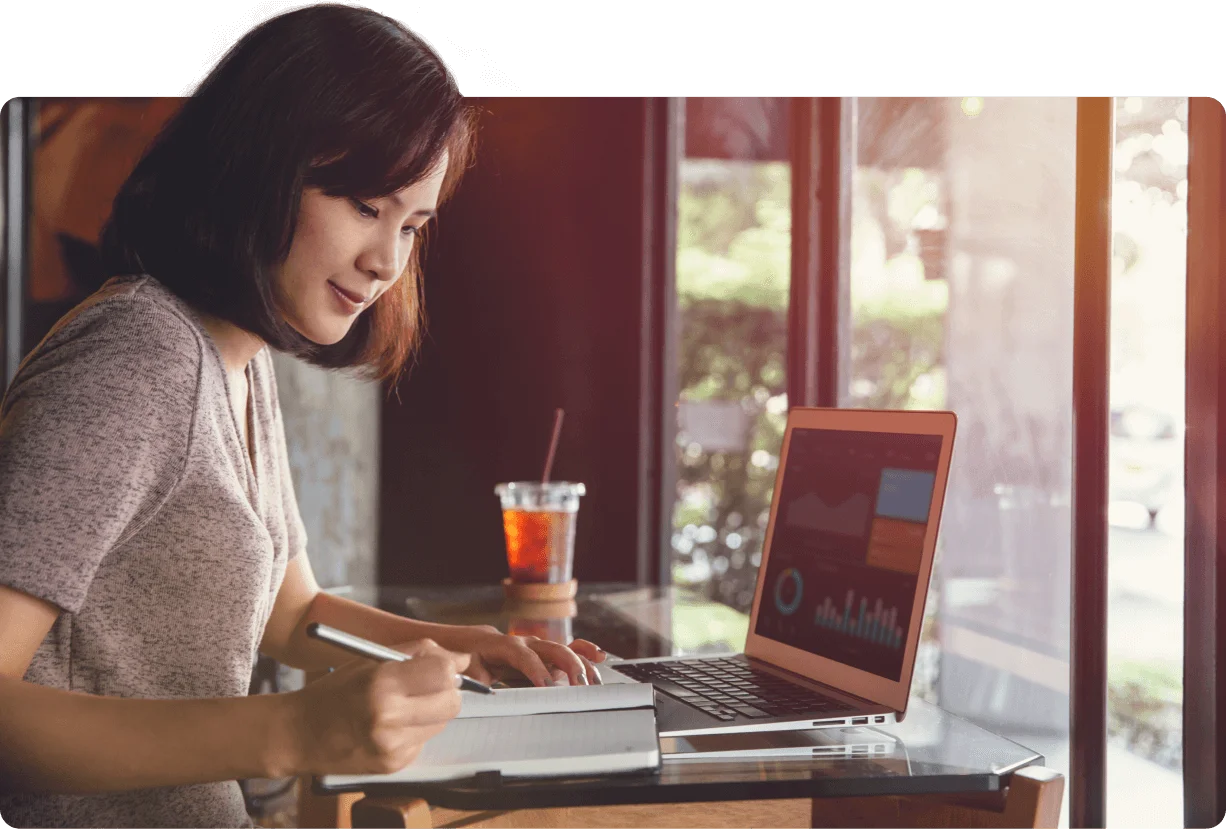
left=305, top=622, right=495, bottom=694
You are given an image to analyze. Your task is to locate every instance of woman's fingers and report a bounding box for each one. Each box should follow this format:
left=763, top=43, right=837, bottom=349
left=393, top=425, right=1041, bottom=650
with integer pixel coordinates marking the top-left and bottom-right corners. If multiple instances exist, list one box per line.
left=574, top=650, right=602, bottom=685
left=447, top=634, right=612, bottom=687
left=389, top=637, right=472, bottom=676
left=490, top=637, right=554, bottom=687
left=567, top=639, right=607, bottom=663
left=528, top=639, right=592, bottom=686
left=463, top=657, right=496, bottom=684
left=555, top=639, right=605, bottom=684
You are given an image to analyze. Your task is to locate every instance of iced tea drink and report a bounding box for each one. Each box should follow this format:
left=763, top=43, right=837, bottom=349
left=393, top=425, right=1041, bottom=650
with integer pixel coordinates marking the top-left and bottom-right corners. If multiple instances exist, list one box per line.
left=495, top=482, right=585, bottom=583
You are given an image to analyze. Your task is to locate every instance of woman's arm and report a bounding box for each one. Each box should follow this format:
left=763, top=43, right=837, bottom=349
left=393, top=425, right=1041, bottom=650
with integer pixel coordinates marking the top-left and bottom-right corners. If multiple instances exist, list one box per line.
left=260, top=556, right=606, bottom=686
left=0, top=585, right=466, bottom=796
left=0, top=584, right=299, bottom=794
left=256, top=554, right=455, bottom=673
left=0, top=674, right=297, bottom=795
left=258, top=556, right=558, bottom=682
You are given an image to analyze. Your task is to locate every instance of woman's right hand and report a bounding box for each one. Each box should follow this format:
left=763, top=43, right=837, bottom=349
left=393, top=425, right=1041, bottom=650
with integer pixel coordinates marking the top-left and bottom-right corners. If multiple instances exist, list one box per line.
left=287, top=638, right=469, bottom=776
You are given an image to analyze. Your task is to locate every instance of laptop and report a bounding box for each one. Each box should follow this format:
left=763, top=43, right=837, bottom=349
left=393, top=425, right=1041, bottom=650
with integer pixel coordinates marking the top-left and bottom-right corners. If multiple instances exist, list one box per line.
left=602, top=407, right=957, bottom=737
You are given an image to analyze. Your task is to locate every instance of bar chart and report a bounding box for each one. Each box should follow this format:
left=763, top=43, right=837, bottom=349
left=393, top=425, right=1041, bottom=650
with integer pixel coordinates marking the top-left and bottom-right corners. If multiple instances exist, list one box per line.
left=813, top=589, right=905, bottom=649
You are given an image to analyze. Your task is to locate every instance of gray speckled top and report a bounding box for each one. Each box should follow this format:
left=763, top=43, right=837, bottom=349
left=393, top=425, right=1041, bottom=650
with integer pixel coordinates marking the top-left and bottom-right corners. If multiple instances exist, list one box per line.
left=0, top=275, right=305, bottom=828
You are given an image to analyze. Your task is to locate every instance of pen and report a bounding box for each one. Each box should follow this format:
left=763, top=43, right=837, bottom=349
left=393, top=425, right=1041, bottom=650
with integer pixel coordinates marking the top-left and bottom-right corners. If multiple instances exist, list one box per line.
left=305, top=622, right=495, bottom=695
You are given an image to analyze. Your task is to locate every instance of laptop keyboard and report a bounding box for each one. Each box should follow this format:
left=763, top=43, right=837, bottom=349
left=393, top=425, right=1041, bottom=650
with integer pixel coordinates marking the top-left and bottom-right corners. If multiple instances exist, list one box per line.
left=614, top=657, right=854, bottom=722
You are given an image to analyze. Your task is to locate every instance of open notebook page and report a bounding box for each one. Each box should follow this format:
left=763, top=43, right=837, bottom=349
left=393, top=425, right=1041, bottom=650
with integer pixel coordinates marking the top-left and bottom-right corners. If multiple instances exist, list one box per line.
left=320, top=709, right=660, bottom=785
left=456, top=682, right=654, bottom=719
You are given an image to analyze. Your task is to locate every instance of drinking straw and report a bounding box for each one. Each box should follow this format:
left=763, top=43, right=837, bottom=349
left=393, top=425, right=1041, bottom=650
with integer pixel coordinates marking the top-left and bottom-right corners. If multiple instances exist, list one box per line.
left=541, top=408, right=565, bottom=483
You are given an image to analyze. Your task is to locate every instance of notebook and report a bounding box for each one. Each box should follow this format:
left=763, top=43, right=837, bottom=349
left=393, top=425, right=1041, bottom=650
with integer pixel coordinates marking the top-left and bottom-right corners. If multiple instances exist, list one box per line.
left=319, top=683, right=660, bottom=788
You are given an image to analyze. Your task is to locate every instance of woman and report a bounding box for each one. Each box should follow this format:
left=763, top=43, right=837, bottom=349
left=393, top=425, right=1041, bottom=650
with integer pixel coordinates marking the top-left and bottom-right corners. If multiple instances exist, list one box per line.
left=0, top=5, right=604, bottom=827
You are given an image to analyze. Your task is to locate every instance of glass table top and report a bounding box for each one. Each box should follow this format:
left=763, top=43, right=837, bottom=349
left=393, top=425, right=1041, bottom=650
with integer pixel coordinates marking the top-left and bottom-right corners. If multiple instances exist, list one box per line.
left=320, top=583, right=1044, bottom=809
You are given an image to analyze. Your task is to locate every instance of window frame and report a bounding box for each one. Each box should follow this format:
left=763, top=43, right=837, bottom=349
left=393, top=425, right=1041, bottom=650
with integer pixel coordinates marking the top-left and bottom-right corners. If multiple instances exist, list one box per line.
left=642, top=97, right=682, bottom=588
left=1183, top=95, right=1226, bottom=829
left=1070, top=95, right=1113, bottom=829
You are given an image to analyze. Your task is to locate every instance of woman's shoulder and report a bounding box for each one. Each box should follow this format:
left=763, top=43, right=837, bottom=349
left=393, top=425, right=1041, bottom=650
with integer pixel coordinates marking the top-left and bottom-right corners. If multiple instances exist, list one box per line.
left=7, top=276, right=209, bottom=408
left=61, top=275, right=205, bottom=346
left=32, top=275, right=206, bottom=368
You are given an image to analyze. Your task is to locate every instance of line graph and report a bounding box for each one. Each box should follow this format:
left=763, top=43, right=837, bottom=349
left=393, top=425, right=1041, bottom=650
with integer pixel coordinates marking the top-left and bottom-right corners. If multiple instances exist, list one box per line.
left=784, top=491, right=871, bottom=538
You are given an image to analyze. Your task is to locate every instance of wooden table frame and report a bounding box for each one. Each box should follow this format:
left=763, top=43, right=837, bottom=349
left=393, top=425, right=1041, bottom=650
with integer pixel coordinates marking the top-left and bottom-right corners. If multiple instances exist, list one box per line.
left=297, top=765, right=1063, bottom=828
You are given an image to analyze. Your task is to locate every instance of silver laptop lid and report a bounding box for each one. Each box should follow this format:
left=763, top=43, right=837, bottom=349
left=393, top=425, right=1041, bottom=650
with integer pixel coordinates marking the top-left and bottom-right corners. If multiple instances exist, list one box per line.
left=744, top=408, right=957, bottom=714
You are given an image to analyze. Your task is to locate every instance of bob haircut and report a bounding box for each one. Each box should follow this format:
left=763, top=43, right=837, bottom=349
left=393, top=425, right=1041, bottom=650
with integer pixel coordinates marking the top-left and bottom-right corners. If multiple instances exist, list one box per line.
left=99, top=3, right=476, bottom=382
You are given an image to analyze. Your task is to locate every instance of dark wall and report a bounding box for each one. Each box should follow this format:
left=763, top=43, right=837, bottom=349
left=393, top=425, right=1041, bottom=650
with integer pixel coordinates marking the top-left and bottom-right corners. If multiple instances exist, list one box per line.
left=378, top=98, right=655, bottom=587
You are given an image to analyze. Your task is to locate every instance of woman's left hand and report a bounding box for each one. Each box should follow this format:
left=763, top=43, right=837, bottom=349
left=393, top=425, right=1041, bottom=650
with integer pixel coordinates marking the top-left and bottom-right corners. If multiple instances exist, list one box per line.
left=438, top=625, right=607, bottom=687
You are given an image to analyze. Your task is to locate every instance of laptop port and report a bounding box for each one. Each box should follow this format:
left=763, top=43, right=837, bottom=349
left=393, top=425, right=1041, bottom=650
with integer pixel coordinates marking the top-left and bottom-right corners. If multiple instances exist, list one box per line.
left=874, top=716, right=886, bottom=723
left=851, top=717, right=869, bottom=725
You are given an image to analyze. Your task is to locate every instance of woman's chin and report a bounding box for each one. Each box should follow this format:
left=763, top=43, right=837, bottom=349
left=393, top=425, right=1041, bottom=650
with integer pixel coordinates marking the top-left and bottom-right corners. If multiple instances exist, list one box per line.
left=310, top=327, right=352, bottom=346
left=287, top=317, right=353, bottom=346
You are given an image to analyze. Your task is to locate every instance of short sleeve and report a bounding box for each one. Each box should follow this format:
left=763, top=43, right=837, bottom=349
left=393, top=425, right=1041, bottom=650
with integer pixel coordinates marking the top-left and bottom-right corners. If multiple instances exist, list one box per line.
left=262, top=353, right=307, bottom=562
left=0, top=293, right=202, bottom=614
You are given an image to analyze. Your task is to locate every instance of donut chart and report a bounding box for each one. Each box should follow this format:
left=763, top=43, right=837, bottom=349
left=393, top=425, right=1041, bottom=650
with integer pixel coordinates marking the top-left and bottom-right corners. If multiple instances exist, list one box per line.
left=773, top=567, right=803, bottom=615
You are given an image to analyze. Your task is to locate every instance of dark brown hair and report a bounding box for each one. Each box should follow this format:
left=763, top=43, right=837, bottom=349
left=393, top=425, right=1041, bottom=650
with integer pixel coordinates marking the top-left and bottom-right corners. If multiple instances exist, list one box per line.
left=99, top=3, right=476, bottom=382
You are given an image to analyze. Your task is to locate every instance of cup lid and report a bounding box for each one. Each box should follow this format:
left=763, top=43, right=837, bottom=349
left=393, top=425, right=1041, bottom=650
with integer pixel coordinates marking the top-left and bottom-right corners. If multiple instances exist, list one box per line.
left=494, top=481, right=586, bottom=496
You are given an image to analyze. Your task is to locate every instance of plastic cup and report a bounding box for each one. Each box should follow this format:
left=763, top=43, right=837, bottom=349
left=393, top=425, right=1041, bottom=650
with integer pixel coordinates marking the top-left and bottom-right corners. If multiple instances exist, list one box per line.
left=495, top=481, right=585, bottom=584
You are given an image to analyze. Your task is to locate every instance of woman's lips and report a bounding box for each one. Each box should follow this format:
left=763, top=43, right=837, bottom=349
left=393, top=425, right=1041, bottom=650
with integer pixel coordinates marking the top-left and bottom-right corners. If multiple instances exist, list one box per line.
left=326, top=279, right=362, bottom=302
left=328, top=280, right=368, bottom=313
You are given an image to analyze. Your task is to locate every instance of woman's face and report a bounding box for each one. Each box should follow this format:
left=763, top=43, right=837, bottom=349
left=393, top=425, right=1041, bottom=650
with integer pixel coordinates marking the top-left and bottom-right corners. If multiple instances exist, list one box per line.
left=273, top=154, right=449, bottom=345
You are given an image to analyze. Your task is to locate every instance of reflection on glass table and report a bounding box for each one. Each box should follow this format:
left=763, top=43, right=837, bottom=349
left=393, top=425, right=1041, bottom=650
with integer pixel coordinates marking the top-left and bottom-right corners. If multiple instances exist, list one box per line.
left=661, top=725, right=900, bottom=760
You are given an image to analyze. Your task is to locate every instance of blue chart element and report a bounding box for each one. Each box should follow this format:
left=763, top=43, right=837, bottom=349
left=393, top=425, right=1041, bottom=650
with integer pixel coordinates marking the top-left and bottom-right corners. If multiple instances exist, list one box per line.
left=773, top=568, right=804, bottom=616
left=875, top=468, right=936, bottom=522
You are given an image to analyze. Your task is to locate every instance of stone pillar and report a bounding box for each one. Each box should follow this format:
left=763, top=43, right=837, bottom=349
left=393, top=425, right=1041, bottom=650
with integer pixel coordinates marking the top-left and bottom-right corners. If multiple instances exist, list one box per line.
left=271, top=354, right=379, bottom=590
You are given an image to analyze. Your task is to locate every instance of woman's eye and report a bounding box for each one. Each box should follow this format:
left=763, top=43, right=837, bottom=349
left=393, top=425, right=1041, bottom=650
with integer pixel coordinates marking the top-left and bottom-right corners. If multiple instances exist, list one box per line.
left=351, top=197, right=423, bottom=236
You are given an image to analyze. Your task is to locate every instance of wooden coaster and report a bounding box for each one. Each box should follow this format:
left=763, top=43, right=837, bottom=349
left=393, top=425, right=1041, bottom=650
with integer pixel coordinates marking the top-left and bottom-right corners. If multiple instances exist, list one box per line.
left=503, top=598, right=578, bottom=621
left=502, top=577, right=578, bottom=602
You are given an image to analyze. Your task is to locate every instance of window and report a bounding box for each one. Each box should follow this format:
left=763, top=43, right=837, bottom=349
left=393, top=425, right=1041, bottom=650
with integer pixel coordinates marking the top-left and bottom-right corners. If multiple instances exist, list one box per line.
left=1106, top=96, right=1188, bottom=827
left=670, top=98, right=790, bottom=649
left=846, top=97, right=1077, bottom=823
left=663, top=99, right=1196, bottom=825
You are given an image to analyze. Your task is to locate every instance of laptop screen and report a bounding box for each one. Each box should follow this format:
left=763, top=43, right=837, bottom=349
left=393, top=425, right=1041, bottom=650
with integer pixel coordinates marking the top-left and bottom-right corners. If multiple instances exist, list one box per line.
left=753, top=427, right=944, bottom=682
